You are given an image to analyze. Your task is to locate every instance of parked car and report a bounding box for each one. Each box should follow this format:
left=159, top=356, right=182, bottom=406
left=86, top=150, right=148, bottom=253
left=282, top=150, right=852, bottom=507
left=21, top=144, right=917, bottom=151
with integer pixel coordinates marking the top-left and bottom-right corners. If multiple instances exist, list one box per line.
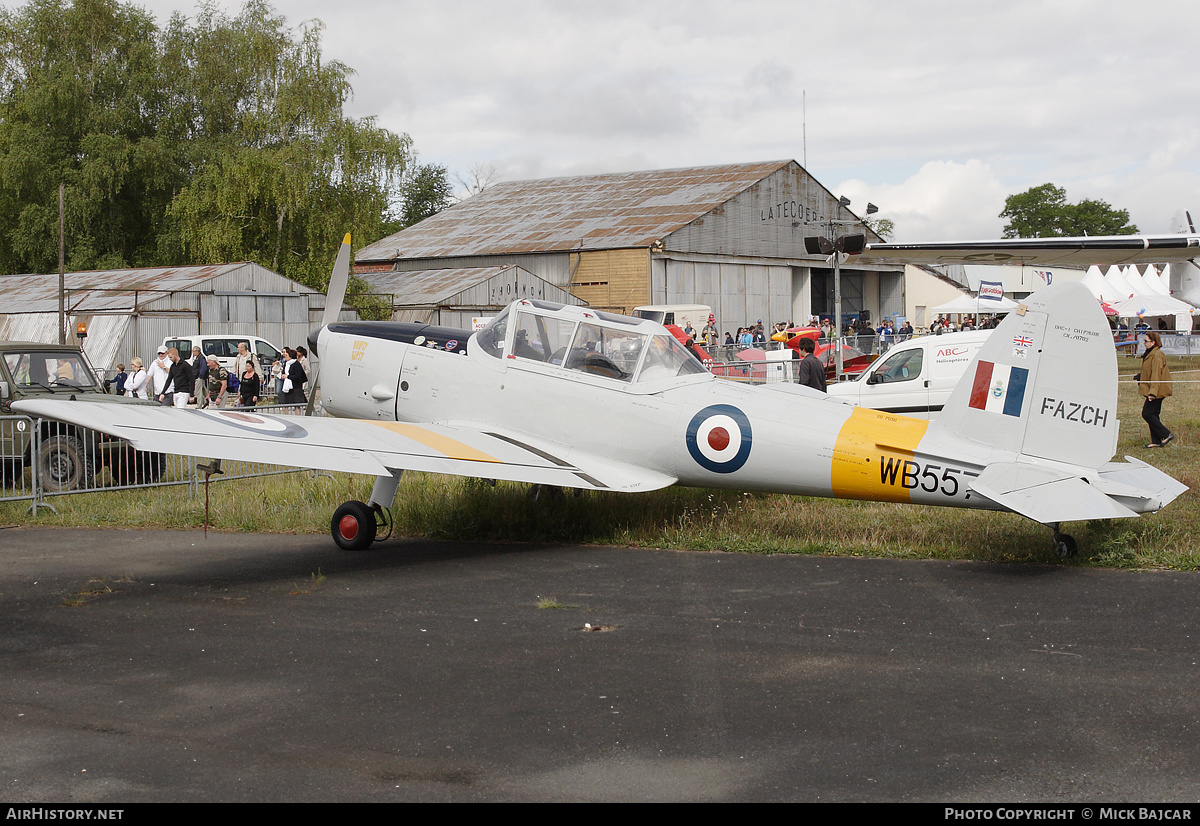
left=0, top=341, right=165, bottom=490
left=827, top=330, right=992, bottom=418
left=632, top=304, right=714, bottom=329
left=161, top=334, right=282, bottom=376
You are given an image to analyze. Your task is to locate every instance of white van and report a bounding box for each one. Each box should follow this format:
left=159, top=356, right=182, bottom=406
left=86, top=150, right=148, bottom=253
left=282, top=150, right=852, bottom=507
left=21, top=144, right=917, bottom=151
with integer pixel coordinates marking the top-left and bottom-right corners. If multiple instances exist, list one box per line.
left=827, top=329, right=993, bottom=418
left=631, top=304, right=714, bottom=329
left=161, top=334, right=283, bottom=375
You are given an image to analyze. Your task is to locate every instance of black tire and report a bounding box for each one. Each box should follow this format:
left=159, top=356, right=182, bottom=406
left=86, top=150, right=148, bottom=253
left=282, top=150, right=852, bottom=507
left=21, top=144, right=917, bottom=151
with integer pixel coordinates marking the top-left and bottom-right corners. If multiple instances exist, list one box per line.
left=132, top=450, right=166, bottom=484
left=110, top=447, right=167, bottom=486
left=0, top=458, right=25, bottom=488
left=1055, top=534, right=1078, bottom=559
left=37, top=433, right=93, bottom=492
left=331, top=500, right=377, bottom=551
left=527, top=484, right=564, bottom=501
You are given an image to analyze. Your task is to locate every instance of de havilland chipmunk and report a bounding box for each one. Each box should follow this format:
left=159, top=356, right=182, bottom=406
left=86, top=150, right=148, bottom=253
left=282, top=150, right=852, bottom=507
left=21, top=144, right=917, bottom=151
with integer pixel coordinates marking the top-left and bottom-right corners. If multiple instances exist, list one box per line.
left=13, top=232, right=1196, bottom=556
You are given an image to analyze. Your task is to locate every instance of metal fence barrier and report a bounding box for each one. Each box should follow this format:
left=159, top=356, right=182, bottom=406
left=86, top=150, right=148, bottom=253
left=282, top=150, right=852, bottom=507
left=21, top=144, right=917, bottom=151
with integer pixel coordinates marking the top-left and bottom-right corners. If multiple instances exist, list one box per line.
left=0, top=403, right=315, bottom=510
left=699, top=333, right=905, bottom=363
left=0, top=415, right=36, bottom=504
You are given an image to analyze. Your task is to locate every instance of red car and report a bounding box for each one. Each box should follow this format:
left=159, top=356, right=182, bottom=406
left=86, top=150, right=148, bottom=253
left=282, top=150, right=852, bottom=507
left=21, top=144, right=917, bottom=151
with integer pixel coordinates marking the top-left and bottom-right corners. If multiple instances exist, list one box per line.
left=773, top=329, right=877, bottom=381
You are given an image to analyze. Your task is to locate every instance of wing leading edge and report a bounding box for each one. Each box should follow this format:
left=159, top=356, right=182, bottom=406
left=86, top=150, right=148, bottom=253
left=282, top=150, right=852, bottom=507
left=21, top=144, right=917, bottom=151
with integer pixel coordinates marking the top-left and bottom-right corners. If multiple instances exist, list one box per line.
left=854, top=234, right=1200, bottom=267
left=11, top=401, right=677, bottom=494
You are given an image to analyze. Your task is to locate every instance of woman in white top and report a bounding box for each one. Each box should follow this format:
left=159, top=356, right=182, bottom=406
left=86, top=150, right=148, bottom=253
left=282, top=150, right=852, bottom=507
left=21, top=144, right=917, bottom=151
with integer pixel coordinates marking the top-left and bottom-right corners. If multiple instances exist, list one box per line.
left=125, top=357, right=149, bottom=399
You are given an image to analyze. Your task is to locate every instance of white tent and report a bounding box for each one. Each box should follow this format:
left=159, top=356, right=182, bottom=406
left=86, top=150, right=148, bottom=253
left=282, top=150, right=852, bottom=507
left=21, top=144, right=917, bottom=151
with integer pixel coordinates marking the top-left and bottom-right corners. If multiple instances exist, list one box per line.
left=1124, top=265, right=1149, bottom=296
left=932, top=293, right=1020, bottom=314
left=1103, top=265, right=1137, bottom=301
left=1081, top=265, right=1114, bottom=302
left=1112, top=292, right=1195, bottom=319
left=1143, top=264, right=1172, bottom=296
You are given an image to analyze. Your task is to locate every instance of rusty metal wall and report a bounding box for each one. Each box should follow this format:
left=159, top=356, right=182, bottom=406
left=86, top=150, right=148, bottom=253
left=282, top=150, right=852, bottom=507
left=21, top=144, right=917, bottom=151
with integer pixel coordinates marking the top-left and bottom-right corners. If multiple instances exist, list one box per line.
left=659, top=258, right=795, bottom=333
left=661, top=163, right=867, bottom=260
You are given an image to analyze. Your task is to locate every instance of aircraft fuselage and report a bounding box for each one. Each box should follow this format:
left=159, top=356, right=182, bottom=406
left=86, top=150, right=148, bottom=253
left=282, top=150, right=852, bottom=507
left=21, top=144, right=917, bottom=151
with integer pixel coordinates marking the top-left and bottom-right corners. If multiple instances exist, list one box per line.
left=317, top=317, right=998, bottom=510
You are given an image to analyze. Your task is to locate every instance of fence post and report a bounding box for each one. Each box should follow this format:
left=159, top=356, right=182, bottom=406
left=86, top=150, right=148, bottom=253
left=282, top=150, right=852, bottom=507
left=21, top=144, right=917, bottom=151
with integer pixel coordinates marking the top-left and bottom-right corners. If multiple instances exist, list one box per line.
left=27, top=419, right=50, bottom=516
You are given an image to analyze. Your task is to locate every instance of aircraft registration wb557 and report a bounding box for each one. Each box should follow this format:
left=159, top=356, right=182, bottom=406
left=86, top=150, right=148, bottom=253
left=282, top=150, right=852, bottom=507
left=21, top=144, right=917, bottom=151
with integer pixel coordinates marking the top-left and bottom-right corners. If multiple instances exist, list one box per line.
left=15, top=233, right=1193, bottom=555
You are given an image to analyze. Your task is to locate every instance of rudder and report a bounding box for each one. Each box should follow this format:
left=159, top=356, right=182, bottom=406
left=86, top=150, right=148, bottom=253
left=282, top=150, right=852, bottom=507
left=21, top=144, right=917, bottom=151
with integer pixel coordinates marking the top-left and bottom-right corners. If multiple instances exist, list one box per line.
left=933, top=281, right=1119, bottom=470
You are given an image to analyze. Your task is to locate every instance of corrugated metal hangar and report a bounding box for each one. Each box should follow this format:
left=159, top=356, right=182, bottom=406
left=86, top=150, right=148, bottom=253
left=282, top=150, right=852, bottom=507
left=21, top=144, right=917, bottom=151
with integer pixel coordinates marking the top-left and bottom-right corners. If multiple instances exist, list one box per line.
left=365, top=265, right=583, bottom=329
left=355, top=160, right=901, bottom=335
left=0, top=262, right=324, bottom=371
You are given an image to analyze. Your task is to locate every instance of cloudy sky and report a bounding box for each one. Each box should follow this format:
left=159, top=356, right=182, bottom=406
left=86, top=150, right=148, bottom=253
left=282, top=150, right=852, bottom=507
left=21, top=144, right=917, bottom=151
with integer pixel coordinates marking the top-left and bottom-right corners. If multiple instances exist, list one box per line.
left=44, top=1, right=1200, bottom=240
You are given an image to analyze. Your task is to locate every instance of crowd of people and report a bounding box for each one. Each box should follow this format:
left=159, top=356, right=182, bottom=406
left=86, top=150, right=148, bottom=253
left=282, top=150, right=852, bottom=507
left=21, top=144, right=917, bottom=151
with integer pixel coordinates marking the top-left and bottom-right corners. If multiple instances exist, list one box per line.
left=674, top=313, right=929, bottom=359
left=668, top=312, right=1026, bottom=360
left=107, top=344, right=312, bottom=410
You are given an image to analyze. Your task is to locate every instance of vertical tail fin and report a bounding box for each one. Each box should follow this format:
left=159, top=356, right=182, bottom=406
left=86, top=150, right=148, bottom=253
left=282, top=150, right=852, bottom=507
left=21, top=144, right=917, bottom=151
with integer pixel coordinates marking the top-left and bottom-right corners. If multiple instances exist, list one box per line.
left=932, top=281, right=1118, bottom=470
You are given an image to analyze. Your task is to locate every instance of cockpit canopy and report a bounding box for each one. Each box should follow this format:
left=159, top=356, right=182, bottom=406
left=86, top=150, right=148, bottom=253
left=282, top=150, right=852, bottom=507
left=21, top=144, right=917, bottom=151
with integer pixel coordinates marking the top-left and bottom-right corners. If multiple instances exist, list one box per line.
left=476, top=300, right=708, bottom=383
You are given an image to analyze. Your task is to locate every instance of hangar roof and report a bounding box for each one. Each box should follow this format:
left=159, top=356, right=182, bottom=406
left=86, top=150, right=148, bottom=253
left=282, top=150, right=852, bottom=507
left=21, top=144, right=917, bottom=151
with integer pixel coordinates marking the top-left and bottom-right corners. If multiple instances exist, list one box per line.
left=356, top=160, right=794, bottom=262
left=366, top=266, right=518, bottom=304
left=0, top=262, right=314, bottom=313
left=363, top=265, right=584, bottom=307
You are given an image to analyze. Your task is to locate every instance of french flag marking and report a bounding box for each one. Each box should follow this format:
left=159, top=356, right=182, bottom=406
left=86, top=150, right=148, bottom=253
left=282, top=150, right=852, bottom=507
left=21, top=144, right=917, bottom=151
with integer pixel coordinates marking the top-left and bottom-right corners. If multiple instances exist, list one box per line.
left=968, top=361, right=1029, bottom=416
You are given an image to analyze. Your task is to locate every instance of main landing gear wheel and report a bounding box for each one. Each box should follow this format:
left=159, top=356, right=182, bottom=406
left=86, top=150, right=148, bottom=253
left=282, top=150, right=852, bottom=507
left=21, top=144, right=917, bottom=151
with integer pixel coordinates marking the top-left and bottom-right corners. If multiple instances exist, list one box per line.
left=331, top=500, right=378, bottom=551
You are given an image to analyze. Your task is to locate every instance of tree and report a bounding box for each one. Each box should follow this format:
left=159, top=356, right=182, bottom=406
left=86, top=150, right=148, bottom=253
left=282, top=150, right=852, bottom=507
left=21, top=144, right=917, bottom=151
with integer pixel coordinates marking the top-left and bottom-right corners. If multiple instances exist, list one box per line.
left=864, top=216, right=894, bottom=241
left=1000, top=183, right=1137, bottom=238
left=454, top=162, right=499, bottom=199
left=162, top=1, right=412, bottom=290
left=395, top=162, right=454, bottom=229
left=0, top=0, right=414, bottom=294
left=0, top=0, right=178, bottom=272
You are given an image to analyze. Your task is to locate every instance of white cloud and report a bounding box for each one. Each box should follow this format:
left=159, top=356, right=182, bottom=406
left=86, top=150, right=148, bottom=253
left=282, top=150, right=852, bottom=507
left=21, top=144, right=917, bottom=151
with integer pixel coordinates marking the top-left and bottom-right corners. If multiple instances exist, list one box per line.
left=837, top=160, right=1009, bottom=242
left=43, top=0, right=1200, bottom=242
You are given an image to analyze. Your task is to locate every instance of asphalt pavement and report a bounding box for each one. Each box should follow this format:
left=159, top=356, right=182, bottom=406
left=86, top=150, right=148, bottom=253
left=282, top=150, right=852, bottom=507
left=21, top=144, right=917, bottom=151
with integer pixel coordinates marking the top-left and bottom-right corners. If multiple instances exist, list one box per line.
left=2, top=526, right=1198, bottom=802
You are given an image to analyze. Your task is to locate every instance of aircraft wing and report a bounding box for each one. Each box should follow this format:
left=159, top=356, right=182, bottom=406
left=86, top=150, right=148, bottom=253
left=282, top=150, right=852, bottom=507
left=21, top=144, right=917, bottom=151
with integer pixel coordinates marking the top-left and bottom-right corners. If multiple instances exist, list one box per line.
left=11, top=401, right=676, bottom=494
left=853, top=234, right=1200, bottom=267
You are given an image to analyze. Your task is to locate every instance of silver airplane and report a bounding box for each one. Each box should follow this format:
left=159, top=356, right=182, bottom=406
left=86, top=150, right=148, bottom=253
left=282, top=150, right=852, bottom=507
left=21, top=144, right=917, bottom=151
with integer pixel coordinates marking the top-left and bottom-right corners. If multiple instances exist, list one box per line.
left=15, top=233, right=1192, bottom=555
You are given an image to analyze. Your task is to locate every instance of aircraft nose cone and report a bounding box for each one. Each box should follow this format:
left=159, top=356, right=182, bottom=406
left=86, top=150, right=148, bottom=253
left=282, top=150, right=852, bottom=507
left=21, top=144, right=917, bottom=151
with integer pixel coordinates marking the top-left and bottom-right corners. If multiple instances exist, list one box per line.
left=307, top=325, right=324, bottom=356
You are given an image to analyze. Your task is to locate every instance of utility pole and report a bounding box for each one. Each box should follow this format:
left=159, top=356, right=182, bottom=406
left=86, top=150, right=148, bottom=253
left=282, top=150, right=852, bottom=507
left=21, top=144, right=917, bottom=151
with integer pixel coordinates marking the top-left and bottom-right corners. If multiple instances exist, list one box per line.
left=58, top=183, right=65, bottom=345
left=804, top=199, right=877, bottom=381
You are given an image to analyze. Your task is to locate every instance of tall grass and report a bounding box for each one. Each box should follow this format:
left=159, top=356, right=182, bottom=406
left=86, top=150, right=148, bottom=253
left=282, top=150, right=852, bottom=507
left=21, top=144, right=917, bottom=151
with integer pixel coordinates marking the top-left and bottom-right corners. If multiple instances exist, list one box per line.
left=1, top=356, right=1196, bottom=570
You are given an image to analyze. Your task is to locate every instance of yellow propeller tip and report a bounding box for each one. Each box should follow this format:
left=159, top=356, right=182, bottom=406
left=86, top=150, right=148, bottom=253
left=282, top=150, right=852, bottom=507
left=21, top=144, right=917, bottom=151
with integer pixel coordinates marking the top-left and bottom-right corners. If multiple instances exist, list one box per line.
left=342, top=232, right=352, bottom=244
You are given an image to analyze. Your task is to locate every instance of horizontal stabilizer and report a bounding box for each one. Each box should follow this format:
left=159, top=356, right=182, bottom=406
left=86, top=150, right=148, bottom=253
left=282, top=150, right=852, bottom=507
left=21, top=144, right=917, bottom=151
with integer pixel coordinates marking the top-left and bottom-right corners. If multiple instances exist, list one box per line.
left=1095, top=456, right=1190, bottom=513
left=970, top=462, right=1138, bottom=524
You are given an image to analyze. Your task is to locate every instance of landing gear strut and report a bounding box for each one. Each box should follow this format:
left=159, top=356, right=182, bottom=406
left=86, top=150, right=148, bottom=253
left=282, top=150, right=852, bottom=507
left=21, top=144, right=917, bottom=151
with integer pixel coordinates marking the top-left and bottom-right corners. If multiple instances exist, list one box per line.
left=1051, top=523, right=1078, bottom=558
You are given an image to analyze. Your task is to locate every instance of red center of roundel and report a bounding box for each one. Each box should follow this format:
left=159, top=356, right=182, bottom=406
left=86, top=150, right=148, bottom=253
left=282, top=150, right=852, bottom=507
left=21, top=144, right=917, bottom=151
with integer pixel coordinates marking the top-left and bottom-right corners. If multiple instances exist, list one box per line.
left=707, top=427, right=730, bottom=451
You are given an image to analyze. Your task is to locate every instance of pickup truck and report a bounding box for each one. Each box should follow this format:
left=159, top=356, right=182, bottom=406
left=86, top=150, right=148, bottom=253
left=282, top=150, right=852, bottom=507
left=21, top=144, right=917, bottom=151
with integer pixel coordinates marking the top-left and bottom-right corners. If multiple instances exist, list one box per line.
left=0, top=341, right=165, bottom=491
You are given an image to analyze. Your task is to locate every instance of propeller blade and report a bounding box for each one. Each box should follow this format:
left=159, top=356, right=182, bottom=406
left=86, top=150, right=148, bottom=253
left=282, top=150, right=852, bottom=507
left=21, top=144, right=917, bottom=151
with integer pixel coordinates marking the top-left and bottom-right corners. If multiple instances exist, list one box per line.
left=306, top=233, right=352, bottom=417
left=320, top=232, right=353, bottom=329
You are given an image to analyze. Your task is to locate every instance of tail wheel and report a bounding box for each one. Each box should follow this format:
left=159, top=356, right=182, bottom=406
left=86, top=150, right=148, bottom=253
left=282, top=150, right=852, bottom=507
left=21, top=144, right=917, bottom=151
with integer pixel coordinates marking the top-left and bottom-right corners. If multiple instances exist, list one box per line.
left=331, top=500, right=377, bottom=551
left=1054, top=532, right=1078, bottom=558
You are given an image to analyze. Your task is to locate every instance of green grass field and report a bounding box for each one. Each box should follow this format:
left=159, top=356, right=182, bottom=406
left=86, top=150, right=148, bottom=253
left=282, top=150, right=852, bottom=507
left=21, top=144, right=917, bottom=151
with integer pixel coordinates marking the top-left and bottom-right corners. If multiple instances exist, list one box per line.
left=3, top=356, right=1196, bottom=570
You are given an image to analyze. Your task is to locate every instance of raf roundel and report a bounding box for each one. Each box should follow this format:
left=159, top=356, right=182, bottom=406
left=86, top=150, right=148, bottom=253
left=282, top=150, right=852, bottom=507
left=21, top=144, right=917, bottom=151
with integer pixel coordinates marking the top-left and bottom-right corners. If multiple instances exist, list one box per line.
left=686, top=404, right=753, bottom=473
left=195, top=409, right=309, bottom=439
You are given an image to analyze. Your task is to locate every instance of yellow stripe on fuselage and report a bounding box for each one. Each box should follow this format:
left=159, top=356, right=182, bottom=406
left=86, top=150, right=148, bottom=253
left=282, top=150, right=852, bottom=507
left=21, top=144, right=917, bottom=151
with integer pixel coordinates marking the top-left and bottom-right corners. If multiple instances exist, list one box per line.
left=830, top=407, right=930, bottom=502
left=368, top=422, right=502, bottom=463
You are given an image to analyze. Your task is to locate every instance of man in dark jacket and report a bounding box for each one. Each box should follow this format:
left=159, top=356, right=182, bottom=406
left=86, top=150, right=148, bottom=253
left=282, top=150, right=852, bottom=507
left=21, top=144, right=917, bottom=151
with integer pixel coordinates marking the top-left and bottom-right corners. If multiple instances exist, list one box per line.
left=161, top=348, right=195, bottom=408
left=190, top=346, right=209, bottom=407
left=796, top=337, right=826, bottom=392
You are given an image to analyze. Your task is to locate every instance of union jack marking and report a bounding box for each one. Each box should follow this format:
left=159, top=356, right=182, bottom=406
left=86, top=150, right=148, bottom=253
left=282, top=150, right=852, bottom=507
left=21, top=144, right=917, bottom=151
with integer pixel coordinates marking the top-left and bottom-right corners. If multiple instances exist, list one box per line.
left=1013, top=335, right=1033, bottom=348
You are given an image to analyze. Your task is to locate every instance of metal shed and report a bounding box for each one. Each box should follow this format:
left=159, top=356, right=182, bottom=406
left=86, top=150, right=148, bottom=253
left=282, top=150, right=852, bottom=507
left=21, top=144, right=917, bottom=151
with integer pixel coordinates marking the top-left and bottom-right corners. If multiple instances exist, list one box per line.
left=0, top=263, right=323, bottom=372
